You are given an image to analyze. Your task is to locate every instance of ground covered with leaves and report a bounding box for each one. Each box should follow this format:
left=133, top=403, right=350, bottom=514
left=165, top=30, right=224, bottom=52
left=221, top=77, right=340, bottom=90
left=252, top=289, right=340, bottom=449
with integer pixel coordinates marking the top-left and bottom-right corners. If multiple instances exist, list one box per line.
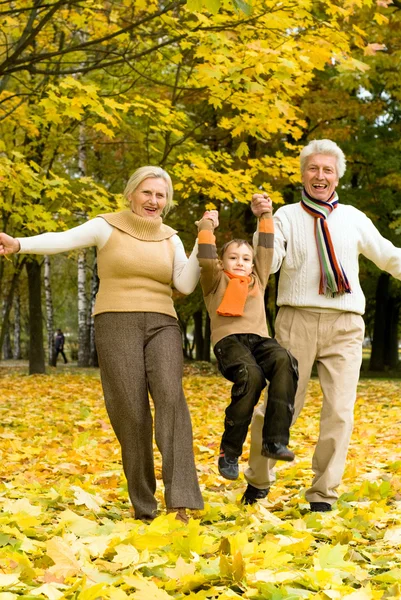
left=0, top=366, right=401, bottom=600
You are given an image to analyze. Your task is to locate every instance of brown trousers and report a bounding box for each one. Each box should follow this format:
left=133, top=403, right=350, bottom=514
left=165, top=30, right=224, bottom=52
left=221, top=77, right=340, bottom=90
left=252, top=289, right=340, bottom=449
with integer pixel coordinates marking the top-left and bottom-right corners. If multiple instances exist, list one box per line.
left=245, top=307, right=364, bottom=504
left=94, top=312, right=204, bottom=519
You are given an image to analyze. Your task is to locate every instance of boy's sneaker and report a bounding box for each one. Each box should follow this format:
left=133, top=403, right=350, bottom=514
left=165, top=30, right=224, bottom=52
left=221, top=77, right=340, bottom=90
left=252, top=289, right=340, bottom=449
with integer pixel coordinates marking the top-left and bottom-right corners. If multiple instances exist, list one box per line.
left=241, top=484, right=269, bottom=505
left=218, top=448, right=239, bottom=480
left=261, top=442, right=295, bottom=462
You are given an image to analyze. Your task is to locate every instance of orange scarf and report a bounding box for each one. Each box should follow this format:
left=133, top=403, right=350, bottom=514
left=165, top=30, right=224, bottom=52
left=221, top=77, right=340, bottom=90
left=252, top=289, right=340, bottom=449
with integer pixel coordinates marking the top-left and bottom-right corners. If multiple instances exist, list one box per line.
left=217, top=271, right=252, bottom=317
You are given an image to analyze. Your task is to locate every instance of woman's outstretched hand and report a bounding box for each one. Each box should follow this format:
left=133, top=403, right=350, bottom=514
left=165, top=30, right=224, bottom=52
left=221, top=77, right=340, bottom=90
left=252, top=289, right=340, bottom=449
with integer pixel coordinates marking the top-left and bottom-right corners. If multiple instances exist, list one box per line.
left=0, top=233, right=20, bottom=255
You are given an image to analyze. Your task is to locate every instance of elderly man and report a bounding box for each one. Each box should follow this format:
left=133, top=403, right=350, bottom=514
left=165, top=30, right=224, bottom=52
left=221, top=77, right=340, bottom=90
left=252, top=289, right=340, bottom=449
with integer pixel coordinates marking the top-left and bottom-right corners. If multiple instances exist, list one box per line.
left=244, top=139, right=401, bottom=511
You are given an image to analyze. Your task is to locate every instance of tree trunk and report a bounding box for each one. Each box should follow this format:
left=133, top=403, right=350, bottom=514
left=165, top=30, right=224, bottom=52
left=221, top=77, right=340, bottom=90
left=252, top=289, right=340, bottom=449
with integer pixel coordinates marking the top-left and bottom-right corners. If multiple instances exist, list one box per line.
left=369, top=273, right=392, bottom=371
left=78, top=251, right=90, bottom=366
left=202, top=312, right=211, bottom=361
left=13, top=289, right=21, bottom=360
left=0, top=258, right=26, bottom=353
left=44, top=256, right=55, bottom=366
left=193, top=310, right=204, bottom=360
left=384, top=296, right=400, bottom=369
left=26, top=259, right=46, bottom=374
left=2, top=300, right=12, bottom=359
left=88, top=253, right=99, bottom=367
left=179, top=317, right=191, bottom=359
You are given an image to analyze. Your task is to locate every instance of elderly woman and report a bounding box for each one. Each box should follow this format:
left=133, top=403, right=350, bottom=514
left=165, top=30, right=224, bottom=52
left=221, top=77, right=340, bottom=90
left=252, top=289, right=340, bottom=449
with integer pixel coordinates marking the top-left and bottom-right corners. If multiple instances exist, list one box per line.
left=0, top=166, right=213, bottom=523
left=244, top=139, right=401, bottom=511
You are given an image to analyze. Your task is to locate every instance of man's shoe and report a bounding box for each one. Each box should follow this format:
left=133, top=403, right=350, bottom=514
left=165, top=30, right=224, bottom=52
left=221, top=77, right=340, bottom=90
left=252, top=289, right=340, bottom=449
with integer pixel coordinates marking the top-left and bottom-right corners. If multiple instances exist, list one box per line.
left=261, top=442, right=295, bottom=462
left=310, top=502, right=332, bottom=512
left=218, top=448, right=239, bottom=480
left=241, top=484, right=269, bottom=505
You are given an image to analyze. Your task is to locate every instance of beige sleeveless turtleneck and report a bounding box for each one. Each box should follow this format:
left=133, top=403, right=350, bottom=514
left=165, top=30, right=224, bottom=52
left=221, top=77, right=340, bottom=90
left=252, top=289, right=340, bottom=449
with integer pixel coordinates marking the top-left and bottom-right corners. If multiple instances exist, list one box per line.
left=93, top=210, right=178, bottom=318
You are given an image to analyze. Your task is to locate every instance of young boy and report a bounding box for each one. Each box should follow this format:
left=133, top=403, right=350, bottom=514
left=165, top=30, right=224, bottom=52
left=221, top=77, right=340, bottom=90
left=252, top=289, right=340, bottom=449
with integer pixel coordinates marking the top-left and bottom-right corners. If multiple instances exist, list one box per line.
left=197, top=205, right=298, bottom=481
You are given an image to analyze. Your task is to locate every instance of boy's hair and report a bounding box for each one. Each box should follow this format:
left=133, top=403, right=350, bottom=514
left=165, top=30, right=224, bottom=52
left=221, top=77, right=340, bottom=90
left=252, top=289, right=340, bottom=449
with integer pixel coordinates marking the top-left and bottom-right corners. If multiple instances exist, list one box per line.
left=220, top=239, right=254, bottom=259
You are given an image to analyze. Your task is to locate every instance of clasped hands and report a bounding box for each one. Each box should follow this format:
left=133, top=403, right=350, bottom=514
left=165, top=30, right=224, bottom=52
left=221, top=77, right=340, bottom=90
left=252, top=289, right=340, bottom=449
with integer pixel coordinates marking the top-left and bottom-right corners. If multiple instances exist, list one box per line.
left=200, top=193, right=272, bottom=229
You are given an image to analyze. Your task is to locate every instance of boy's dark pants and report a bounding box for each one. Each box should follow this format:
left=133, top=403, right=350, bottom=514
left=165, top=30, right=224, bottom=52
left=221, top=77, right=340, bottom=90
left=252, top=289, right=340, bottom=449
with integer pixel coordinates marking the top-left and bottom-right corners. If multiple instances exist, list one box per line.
left=214, top=334, right=298, bottom=457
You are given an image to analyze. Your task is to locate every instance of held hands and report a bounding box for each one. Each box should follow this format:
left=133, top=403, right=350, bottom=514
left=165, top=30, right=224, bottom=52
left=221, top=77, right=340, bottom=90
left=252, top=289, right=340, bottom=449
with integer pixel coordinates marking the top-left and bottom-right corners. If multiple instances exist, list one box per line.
left=202, top=210, right=219, bottom=228
left=0, top=232, right=20, bottom=256
left=251, top=193, right=273, bottom=217
left=196, top=209, right=219, bottom=229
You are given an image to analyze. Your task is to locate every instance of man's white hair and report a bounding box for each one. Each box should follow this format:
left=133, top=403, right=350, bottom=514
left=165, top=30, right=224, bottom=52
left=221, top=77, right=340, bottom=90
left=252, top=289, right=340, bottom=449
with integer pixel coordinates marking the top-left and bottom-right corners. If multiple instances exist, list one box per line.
left=300, top=139, right=346, bottom=179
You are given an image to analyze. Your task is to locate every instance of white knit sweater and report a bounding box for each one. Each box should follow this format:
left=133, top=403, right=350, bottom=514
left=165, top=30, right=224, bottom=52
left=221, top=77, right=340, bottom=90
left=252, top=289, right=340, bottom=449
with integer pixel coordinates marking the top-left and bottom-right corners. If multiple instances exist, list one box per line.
left=17, top=217, right=200, bottom=295
left=271, top=202, right=401, bottom=315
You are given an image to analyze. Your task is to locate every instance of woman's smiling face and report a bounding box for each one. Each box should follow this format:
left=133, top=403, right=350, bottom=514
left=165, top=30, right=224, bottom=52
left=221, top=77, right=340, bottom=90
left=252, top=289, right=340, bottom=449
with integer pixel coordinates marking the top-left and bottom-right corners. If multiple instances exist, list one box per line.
left=129, top=177, right=167, bottom=219
left=302, top=153, right=339, bottom=201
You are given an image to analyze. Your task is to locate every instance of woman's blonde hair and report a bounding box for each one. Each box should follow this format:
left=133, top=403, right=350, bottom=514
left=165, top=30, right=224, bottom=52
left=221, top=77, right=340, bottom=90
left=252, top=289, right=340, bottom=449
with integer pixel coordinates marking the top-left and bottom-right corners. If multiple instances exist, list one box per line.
left=123, top=166, right=174, bottom=216
left=300, top=139, right=346, bottom=179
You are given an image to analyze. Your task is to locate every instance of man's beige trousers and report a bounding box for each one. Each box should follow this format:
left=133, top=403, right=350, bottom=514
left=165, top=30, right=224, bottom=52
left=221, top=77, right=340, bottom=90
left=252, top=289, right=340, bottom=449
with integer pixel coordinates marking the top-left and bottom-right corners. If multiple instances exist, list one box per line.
left=244, top=306, right=365, bottom=504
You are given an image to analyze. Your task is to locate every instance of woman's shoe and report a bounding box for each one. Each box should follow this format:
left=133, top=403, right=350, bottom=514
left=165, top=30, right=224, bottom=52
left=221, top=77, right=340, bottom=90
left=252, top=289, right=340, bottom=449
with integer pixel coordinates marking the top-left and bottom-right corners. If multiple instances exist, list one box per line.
left=167, top=507, right=189, bottom=524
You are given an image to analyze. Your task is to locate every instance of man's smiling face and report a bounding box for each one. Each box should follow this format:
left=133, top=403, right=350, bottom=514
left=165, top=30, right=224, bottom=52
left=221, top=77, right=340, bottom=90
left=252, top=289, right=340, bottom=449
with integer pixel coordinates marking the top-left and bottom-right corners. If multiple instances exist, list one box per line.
left=302, top=153, right=339, bottom=202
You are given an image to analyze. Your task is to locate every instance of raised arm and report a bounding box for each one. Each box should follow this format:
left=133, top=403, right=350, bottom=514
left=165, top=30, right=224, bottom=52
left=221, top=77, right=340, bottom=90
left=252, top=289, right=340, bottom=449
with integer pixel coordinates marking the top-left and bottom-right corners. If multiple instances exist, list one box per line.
left=251, top=192, right=286, bottom=273
left=359, top=212, right=401, bottom=279
left=0, top=218, right=112, bottom=257
left=173, top=210, right=219, bottom=295
left=253, top=211, right=274, bottom=289
left=197, top=213, right=222, bottom=297
left=172, top=236, right=200, bottom=295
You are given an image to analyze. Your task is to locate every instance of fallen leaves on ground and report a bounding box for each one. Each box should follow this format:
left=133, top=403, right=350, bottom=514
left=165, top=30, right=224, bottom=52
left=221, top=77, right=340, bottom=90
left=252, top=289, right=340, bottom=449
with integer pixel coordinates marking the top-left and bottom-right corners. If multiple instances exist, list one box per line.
left=0, top=365, right=401, bottom=599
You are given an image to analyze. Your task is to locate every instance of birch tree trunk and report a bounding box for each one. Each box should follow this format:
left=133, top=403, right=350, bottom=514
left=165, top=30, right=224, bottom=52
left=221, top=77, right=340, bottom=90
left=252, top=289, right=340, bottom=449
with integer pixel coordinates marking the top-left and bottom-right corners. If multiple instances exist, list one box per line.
left=44, top=256, right=55, bottom=366
left=13, top=289, right=21, bottom=360
left=78, top=251, right=90, bottom=366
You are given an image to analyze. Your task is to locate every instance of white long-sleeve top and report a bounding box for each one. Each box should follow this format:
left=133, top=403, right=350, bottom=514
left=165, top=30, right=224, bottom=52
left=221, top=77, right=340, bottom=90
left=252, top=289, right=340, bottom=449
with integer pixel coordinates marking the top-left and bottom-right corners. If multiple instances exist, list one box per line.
left=17, top=217, right=200, bottom=295
left=270, top=202, right=401, bottom=315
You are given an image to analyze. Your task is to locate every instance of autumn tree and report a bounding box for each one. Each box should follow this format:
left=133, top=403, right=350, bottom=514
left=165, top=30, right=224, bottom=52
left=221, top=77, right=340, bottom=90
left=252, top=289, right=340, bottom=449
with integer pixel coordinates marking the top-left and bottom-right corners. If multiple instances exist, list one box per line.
left=0, top=0, right=377, bottom=368
left=294, top=0, right=401, bottom=371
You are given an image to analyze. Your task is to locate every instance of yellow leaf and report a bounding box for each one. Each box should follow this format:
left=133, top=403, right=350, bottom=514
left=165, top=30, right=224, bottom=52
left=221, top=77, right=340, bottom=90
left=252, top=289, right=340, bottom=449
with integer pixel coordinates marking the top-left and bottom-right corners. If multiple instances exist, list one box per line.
left=71, top=486, right=105, bottom=512
left=123, top=575, right=172, bottom=599
left=165, top=556, right=196, bottom=579
left=0, top=574, right=20, bottom=587
left=31, top=584, right=65, bottom=600
left=112, top=544, right=140, bottom=569
left=46, top=537, right=82, bottom=578
left=373, top=12, right=388, bottom=25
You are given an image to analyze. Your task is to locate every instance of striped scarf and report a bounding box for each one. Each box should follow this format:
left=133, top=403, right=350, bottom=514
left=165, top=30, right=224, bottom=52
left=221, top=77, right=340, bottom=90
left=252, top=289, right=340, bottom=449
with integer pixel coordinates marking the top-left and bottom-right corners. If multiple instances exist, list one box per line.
left=301, top=188, right=351, bottom=297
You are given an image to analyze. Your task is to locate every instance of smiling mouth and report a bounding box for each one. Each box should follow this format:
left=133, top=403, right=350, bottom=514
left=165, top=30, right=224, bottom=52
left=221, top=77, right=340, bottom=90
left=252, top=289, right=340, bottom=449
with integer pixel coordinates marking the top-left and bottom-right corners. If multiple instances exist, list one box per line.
left=312, top=184, right=327, bottom=189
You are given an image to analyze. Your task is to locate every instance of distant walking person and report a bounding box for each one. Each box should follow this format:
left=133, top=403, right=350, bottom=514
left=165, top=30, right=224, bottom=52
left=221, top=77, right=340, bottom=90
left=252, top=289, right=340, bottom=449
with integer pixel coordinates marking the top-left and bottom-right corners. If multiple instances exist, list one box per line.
left=54, top=329, right=68, bottom=365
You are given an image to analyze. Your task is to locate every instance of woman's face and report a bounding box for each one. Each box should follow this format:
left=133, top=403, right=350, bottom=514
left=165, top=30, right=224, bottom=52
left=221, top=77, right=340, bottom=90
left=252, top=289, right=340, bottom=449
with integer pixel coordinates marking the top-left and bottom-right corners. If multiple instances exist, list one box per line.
left=130, top=177, right=168, bottom=219
left=302, top=153, right=339, bottom=201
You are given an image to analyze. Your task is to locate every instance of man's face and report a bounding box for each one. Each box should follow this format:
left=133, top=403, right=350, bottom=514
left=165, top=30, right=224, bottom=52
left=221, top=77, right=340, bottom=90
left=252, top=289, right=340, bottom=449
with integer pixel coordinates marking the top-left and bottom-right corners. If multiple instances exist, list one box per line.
left=302, top=154, right=339, bottom=202
left=222, top=243, right=253, bottom=277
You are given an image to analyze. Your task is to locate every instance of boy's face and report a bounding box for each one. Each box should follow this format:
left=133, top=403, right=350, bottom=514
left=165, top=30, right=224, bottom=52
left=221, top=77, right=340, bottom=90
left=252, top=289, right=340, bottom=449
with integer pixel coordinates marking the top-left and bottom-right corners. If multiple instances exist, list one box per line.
left=222, top=243, right=253, bottom=277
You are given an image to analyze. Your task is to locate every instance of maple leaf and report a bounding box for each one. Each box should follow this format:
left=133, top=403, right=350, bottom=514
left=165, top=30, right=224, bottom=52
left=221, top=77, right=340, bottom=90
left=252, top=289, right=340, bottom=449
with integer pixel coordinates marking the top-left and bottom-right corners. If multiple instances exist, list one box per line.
left=46, top=537, right=82, bottom=578
left=112, top=544, right=140, bottom=569
left=71, top=486, right=105, bottom=512
left=165, top=556, right=196, bottom=579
